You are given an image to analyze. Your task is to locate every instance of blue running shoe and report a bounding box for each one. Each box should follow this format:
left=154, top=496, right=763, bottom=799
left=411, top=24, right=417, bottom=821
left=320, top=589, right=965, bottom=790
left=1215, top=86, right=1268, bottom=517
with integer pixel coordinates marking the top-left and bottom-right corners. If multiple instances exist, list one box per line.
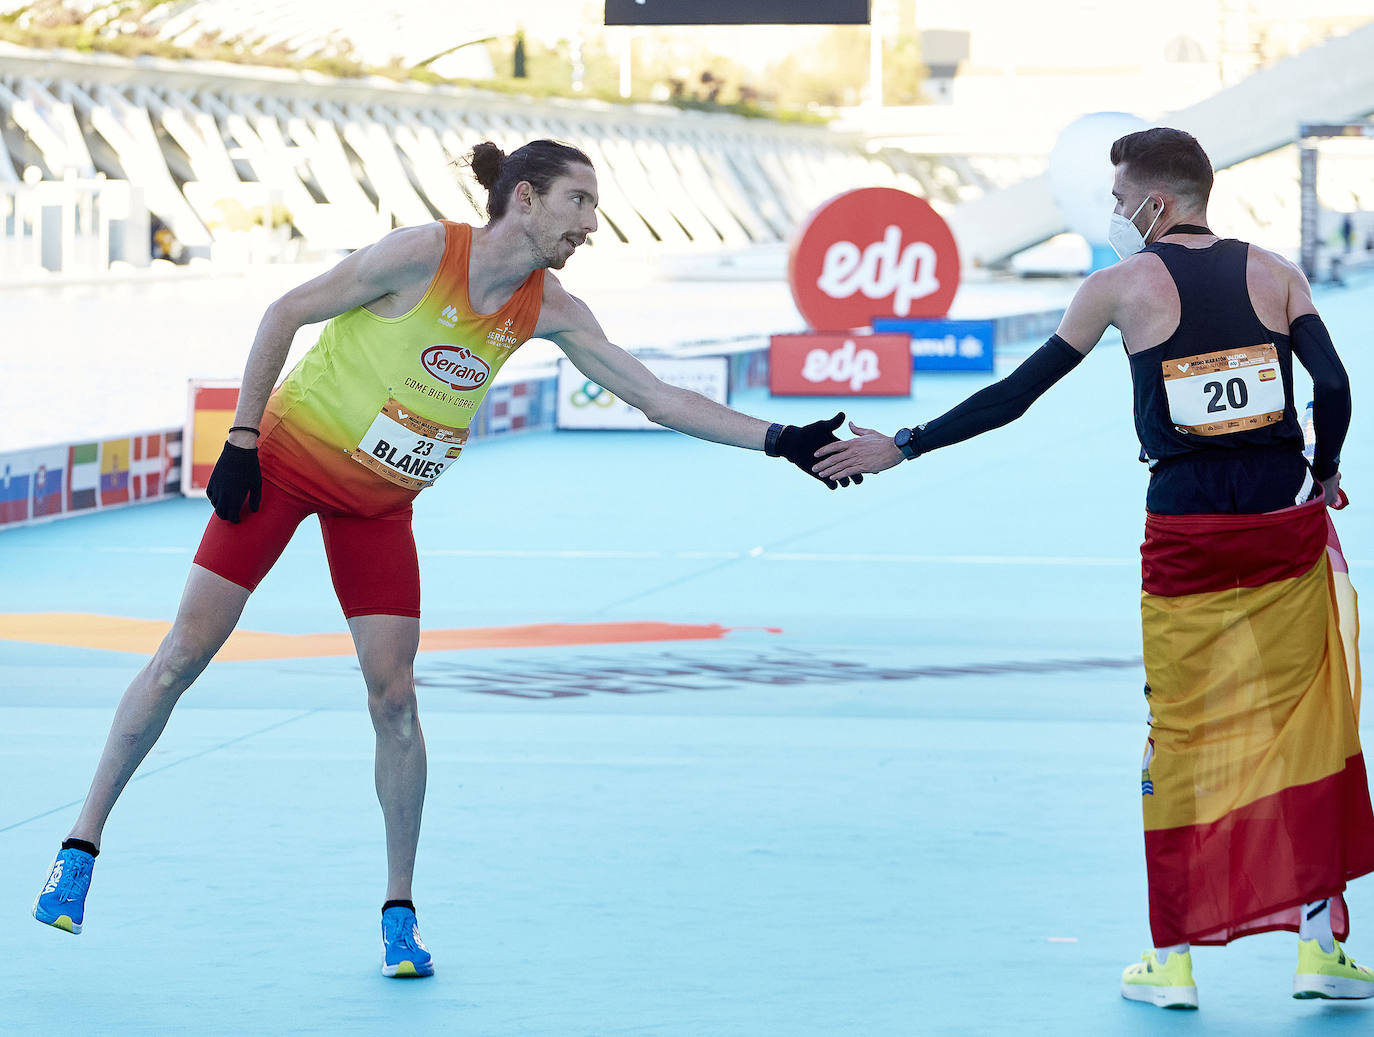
left=381, top=906, right=433, bottom=978
left=33, top=847, right=95, bottom=934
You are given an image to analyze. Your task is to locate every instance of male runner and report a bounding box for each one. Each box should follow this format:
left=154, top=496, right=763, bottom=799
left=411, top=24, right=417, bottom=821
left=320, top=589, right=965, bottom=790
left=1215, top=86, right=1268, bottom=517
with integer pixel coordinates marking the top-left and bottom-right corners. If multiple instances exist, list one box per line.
left=33, top=138, right=852, bottom=977
left=813, top=127, right=1374, bottom=1008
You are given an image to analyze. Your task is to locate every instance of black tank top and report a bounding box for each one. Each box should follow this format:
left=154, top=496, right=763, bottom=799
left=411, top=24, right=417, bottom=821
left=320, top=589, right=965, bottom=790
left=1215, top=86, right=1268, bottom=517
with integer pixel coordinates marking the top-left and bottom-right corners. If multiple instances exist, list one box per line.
left=1126, top=238, right=1304, bottom=465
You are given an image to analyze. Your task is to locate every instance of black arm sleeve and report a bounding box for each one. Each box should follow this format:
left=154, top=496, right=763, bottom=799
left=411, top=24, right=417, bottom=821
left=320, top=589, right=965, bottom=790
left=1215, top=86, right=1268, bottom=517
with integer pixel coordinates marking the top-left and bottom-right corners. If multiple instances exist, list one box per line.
left=909, top=334, right=1084, bottom=456
left=1290, top=314, right=1351, bottom=480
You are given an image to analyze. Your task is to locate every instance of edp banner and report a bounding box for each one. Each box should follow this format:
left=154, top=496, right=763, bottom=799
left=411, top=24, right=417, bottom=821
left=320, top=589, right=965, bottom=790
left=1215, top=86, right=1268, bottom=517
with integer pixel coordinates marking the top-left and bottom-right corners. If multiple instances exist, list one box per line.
left=557, top=356, right=729, bottom=430
left=768, top=333, right=911, bottom=396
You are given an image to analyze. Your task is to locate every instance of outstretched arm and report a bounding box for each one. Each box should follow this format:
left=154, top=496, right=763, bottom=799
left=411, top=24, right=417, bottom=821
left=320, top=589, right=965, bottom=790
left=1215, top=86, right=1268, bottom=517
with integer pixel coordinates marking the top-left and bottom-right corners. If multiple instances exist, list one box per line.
left=812, top=335, right=1085, bottom=480
left=543, top=283, right=858, bottom=487
left=812, top=269, right=1117, bottom=482
left=553, top=314, right=766, bottom=449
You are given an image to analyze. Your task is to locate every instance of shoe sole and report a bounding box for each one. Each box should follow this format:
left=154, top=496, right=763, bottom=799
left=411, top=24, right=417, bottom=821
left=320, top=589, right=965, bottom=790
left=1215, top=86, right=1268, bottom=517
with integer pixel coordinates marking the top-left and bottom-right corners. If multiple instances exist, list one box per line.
left=1293, top=974, right=1374, bottom=999
left=33, top=906, right=81, bottom=935
left=382, top=961, right=434, bottom=978
left=1121, top=982, right=1198, bottom=1009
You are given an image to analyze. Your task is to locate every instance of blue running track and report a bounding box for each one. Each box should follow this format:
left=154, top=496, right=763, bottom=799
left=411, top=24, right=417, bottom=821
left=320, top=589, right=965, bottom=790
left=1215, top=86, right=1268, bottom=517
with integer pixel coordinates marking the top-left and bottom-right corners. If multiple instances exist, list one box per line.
left=2, top=276, right=1372, bottom=1036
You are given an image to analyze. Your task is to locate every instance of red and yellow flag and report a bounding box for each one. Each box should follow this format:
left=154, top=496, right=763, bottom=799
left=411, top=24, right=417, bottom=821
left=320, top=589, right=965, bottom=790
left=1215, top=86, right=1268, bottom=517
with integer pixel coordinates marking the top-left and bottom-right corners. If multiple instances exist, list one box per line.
left=189, top=383, right=240, bottom=494
left=1139, top=496, right=1374, bottom=947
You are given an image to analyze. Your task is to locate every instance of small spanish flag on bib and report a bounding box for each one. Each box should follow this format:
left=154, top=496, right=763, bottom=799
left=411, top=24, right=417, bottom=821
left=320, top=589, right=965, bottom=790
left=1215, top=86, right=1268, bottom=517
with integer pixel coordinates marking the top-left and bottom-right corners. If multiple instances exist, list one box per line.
left=1138, top=495, right=1374, bottom=947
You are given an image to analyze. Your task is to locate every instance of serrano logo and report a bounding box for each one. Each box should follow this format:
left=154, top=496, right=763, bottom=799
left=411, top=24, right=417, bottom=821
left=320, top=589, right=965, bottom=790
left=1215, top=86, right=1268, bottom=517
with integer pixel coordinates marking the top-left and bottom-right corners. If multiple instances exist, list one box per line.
left=789, top=187, right=960, bottom=330
left=421, top=345, right=489, bottom=391
left=487, top=317, right=519, bottom=348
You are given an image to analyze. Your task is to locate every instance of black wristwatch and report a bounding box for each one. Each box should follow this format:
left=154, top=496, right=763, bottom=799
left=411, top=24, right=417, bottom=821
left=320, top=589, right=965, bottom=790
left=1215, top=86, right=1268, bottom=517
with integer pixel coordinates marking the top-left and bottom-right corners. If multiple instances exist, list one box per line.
left=894, top=427, right=921, bottom=460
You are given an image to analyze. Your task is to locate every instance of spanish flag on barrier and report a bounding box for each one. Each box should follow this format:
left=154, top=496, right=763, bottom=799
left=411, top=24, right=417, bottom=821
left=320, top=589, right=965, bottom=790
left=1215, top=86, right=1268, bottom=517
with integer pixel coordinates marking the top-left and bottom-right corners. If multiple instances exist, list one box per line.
left=1139, top=495, right=1374, bottom=947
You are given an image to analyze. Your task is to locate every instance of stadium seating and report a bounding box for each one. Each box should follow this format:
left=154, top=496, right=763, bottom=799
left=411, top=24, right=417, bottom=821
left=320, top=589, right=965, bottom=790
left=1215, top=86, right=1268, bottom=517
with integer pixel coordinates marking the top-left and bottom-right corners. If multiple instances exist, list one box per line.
left=0, top=41, right=1003, bottom=274
left=2, top=21, right=1370, bottom=277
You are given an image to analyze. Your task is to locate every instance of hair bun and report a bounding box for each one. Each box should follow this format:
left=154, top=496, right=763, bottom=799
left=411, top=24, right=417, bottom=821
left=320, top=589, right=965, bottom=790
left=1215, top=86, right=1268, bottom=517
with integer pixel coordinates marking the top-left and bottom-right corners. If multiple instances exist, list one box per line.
left=469, top=141, right=505, bottom=192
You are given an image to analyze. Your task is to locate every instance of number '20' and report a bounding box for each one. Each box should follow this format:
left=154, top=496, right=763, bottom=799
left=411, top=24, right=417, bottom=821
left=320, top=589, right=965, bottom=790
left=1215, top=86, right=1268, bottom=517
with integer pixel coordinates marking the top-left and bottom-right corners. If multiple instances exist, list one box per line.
left=1204, top=378, right=1249, bottom=413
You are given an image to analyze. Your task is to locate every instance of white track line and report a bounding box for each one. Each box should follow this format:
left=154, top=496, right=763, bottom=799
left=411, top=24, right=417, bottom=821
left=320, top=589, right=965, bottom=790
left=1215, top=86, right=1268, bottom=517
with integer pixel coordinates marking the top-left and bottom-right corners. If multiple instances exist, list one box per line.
left=74, top=546, right=1372, bottom=567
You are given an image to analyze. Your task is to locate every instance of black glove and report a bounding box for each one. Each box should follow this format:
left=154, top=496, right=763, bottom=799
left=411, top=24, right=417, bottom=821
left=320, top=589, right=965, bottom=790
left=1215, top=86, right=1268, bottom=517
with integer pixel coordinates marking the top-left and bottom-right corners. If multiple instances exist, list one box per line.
left=768, top=413, right=863, bottom=490
left=206, top=442, right=262, bottom=523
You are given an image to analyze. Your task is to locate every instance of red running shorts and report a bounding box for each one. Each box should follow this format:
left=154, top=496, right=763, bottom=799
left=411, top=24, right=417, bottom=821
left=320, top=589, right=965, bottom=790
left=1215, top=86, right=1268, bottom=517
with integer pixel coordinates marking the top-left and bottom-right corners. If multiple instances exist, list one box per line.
left=192, top=476, right=420, bottom=619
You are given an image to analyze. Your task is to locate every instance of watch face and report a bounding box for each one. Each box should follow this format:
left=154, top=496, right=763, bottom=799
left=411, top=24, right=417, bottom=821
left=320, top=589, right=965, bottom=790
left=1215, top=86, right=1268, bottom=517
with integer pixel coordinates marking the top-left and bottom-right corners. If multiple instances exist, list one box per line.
left=895, top=428, right=911, bottom=447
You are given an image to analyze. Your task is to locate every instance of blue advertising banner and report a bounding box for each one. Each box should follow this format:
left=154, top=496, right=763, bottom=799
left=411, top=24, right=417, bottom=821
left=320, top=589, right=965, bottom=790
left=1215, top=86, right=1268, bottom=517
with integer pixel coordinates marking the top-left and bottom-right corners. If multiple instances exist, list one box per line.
left=872, top=318, right=996, bottom=372
left=875, top=308, right=1067, bottom=373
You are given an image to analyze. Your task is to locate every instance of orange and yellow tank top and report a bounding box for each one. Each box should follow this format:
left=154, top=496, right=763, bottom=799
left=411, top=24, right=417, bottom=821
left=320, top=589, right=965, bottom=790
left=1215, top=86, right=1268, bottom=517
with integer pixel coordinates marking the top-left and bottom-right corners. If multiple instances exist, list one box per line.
left=259, top=222, right=544, bottom=516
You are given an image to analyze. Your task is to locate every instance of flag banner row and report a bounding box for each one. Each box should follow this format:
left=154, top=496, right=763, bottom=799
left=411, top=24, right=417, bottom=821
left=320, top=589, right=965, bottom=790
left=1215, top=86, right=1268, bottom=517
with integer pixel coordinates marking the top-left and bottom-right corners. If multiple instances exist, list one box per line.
left=0, top=430, right=182, bottom=531
left=9, top=341, right=772, bottom=529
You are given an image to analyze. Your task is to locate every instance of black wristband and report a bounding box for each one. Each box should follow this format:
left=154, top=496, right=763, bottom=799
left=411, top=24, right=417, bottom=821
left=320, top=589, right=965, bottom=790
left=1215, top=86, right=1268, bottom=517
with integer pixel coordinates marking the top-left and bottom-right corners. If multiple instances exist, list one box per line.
left=228, top=426, right=260, bottom=437
left=764, top=422, right=784, bottom=457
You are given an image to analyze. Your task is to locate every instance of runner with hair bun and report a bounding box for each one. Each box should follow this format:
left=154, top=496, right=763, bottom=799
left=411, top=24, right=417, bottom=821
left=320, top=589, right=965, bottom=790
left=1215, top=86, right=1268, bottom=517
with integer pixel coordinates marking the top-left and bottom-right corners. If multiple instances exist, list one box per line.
left=32, top=137, right=854, bottom=978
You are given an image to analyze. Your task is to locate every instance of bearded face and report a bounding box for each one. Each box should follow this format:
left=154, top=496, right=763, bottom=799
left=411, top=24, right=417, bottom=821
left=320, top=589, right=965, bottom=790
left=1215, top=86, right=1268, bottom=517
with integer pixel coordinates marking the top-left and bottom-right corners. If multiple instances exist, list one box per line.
left=524, top=164, right=599, bottom=270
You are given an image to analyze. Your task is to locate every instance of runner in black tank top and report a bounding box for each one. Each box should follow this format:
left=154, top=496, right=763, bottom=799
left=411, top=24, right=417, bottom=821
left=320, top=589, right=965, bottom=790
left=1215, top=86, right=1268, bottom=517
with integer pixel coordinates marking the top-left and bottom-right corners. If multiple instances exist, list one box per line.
left=1127, top=229, right=1313, bottom=516
left=810, top=125, right=1366, bottom=1010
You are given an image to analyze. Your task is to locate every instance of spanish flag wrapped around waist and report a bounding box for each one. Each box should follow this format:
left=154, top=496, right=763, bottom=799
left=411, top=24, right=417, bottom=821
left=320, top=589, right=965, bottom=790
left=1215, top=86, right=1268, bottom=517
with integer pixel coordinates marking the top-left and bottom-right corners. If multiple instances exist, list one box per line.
left=1140, top=495, right=1374, bottom=947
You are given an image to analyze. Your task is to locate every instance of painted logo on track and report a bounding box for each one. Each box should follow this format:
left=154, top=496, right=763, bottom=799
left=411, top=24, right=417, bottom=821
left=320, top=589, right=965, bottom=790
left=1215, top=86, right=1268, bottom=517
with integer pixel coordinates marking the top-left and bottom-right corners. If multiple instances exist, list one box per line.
left=421, top=345, right=489, bottom=391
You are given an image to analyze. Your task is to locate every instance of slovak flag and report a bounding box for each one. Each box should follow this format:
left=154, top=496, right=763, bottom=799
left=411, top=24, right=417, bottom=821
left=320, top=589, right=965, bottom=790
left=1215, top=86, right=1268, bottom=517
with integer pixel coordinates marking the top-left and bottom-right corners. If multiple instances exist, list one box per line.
left=30, top=447, right=65, bottom=518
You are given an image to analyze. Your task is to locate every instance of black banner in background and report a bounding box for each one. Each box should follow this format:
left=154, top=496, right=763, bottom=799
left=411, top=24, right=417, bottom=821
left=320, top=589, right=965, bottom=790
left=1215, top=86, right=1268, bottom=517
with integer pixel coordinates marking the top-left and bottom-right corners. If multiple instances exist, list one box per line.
left=605, top=0, right=870, bottom=26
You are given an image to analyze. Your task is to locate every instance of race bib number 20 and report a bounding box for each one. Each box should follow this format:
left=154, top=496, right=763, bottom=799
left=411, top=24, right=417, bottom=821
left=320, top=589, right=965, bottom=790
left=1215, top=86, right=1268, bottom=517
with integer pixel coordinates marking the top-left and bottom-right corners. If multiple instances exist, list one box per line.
left=1162, top=344, right=1285, bottom=437
left=350, top=398, right=468, bottom=490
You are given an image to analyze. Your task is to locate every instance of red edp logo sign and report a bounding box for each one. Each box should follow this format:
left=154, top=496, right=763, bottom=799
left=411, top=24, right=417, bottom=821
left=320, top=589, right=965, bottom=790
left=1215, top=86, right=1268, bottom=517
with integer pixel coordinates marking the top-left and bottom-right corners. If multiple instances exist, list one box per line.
left=769, top=333, right=911, bottom=396
left=788, top=187, right=960, bottom=330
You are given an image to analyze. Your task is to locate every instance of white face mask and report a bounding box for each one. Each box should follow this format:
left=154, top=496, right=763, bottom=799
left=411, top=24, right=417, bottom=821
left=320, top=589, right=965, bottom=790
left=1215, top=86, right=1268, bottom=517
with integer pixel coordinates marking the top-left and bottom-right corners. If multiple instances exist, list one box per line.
left=1108, top=196, right=1164, bottom=259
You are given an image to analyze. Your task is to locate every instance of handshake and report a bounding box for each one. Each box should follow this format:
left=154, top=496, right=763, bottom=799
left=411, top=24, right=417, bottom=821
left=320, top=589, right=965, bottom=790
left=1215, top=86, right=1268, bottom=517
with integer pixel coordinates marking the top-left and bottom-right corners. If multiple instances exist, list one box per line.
left=767, top=412, right=908, bottom=490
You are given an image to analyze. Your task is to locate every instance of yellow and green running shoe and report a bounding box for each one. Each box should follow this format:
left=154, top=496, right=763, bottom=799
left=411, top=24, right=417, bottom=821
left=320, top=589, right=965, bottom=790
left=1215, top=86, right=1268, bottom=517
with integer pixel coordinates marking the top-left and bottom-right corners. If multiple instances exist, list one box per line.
left=1293, top=939, right=1374, bottom=1000
left=1121, top=949, right=1198, bottom=1009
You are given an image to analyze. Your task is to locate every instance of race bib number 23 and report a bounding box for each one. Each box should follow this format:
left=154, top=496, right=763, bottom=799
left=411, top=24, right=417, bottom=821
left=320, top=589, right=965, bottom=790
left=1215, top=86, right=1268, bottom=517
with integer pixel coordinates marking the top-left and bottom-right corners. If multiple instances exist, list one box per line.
left=1162, top=344, right=1285, bottom=437
left=350, top=398, right=468, bottom=490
